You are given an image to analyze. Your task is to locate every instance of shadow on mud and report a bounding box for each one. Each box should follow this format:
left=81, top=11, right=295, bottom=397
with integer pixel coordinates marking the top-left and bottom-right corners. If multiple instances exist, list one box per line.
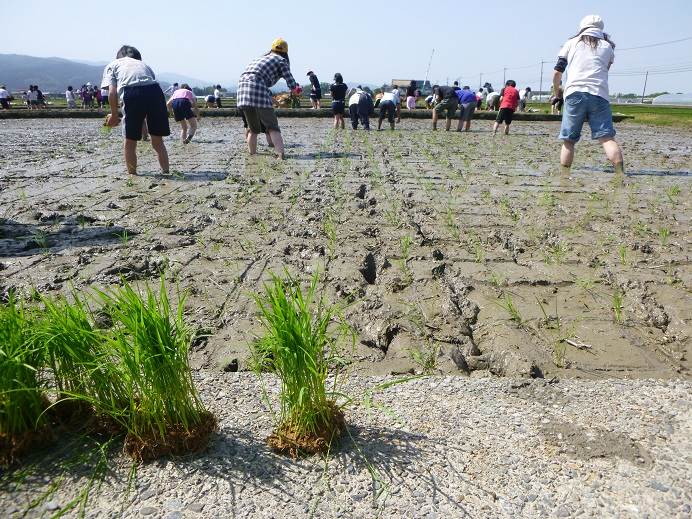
left=0, top=219, right=128, bottom=258
left=580, top=165, right=690, bottom=177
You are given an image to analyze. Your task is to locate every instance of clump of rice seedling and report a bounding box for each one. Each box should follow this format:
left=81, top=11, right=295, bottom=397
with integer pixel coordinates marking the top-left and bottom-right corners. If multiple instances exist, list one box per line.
left=97, top=278, right=216, bottom=461
left=252, top=271, right=347, bottom=458
left=0, top=295, right=50, bottom=466
left=30, top=293, right=126, bottom=431
left=658, top=227, right=670, bottom=246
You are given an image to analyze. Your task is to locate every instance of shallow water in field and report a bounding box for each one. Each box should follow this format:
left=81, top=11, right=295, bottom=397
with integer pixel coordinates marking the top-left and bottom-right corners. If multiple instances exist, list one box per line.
left=1, top=118, right=690, bottom=380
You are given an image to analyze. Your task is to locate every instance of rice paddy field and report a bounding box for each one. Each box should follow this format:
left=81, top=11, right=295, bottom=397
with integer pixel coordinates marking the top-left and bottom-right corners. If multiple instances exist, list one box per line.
left=0, top=116, right=690, bottom=517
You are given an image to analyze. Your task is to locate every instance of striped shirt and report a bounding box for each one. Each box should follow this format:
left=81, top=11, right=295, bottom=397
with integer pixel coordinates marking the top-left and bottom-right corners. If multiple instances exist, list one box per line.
left=237, top=53, right=297, bottom=108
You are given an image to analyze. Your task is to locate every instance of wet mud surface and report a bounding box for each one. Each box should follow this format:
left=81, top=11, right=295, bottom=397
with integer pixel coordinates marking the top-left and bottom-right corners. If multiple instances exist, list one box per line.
left=1, top=118, right=690, bottom=380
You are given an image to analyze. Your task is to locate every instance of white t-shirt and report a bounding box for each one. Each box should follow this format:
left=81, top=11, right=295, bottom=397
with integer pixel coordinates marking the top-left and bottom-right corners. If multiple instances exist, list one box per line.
left=101, top=57, right=158, bottom=100
left=0, top=88, right=9, bottom=99
left=558, top=36, right=614, bottom=100
left=382, top=91, right=400, bottom=104
left=214, top=88, right=221, bottom=98
left=28, top=90, right=38, bottom=101
left=486, top=91, right=500, bottom=102
left=349, top=91, right=362, bottom=106
left=65, top=90, right=75, bottom=101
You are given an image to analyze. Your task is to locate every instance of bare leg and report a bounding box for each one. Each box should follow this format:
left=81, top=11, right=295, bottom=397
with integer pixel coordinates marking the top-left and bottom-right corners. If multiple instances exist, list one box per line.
left=150, top=135, right=169, bottom=173
left=445, top=118, right=451, bottom=131
left=492, top=122, right=500, bottom=135
left=180, top=119, right=188, bottom=143
left=267, top=129, right=285, bottom=159
left=186, top=118, right=197, bottom=142
left=340, top=116, right=345, bottom=129
left=124, top=139, right=138, bottom=175
left=432, top=111, right=438, bottom=130
left=560, top=140, right=575, bottom=176
left=265, top=131, right=274, bottom=147
left=247, top=132, right=258, bottom=155
left=600, top=137, right=624, bottom=174
left=504, top=123, right=510, bottom=135
left=465, top=121, right=471, bottom=131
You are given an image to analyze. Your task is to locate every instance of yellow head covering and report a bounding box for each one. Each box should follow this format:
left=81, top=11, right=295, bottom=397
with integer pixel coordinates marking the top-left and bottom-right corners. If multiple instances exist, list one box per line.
left=271, top=38, right=288, bottom=53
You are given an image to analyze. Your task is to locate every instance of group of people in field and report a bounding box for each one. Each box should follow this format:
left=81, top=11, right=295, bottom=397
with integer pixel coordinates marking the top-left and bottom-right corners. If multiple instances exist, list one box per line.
left=98, top=14, right=623, bottom=178
left=64, top=84, right=109, bottom=109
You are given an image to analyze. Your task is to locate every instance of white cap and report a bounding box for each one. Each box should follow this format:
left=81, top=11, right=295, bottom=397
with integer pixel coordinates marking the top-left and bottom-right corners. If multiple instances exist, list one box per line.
left=579, top=15, right=604, bottom=31
left=86, top=82, right=92, bottom=86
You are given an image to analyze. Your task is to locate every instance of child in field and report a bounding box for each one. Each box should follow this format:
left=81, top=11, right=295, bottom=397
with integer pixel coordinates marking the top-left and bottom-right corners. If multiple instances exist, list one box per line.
left=378, top=87, right=400, bottom=130
left=485, top=90, right=500, bottom=111
left=167, top=83, right=199, bottom=144
left=213, top=85, right=223, bottom=108
left=330, top=73, right=348, bottom=129
left=0, top=85, right=10, bottom=109
left=492, top=80, right=519, bottom=135
left=65, top=86, right=76, bottom=108
left=307, top=71, right=321, bottom=109
left=432, top=84, right=460, bottom=131
left=102, top=45, right=171, bottom=175
left=348, top=86, right=374, bottom=130
left=554, top=15, right=624, bottom=178
left=456, top=86, right=477, bottom=132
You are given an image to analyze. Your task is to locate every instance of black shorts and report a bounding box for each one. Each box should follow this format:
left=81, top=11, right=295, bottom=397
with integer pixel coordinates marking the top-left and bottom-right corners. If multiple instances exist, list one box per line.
left=310, top=91, right=322, bottom=100
left=551, top=97, right=564, bottom=110
left=379, top=100, right=396, bottom=123
left=496, top=107, right=514, bottom=125
left=172, top=98, right=195, bottom=121
left=332, top=100, right=345, bottom=115
left=0, top=99, right=9, bottom=109
left=215, top=97, right=222, bottom=108
left=122, top=84, right=171, bottom=140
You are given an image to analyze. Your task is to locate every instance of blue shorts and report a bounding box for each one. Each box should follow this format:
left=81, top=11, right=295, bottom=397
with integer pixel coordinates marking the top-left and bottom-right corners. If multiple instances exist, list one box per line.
left=559, top=92, right=615, bottom=142
left=379, top=100, right=396, bottom=123
left=171, top=98, right=195, bottom=122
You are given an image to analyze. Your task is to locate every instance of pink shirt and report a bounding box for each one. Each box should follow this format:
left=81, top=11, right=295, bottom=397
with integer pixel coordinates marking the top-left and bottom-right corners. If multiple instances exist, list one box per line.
left=170, top=89, right=195, bottom=102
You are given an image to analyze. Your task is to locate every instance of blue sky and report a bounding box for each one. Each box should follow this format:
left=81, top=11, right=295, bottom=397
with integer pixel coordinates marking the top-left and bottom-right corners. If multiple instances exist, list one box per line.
left=2, top=0, right=691, bottom=94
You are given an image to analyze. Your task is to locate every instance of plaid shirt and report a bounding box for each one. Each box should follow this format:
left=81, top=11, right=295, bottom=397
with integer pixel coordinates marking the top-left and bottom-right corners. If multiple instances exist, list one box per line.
left=237, top=53, right=297, bottom=108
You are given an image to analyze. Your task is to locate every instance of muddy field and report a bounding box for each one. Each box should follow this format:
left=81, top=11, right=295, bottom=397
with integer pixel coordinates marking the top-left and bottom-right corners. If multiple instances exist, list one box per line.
left=1, top=117, right=690, bottom=380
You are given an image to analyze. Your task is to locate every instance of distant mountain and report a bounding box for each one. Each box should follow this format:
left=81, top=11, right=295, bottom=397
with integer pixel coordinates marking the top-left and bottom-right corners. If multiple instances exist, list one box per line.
left=0, top=54, right=211, bottom=93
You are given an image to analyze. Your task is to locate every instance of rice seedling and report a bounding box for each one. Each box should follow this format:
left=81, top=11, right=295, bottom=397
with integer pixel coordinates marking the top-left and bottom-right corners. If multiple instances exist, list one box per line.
left=543, top=241, right=568, bottom=265
left=400, top=235, right=413, bottom=260
left=612, top=290, right=625, bottom=324
left=443, top=205, right=461, bottom=241
left=408, top=341, right=440, bottom=375
left=489, top=271, right=507, bottom=288
left=495, top=293, right=523, bottom=326
left=96, top=277, right=216, bottom=461
left=618, top=244, right=629, bottom=266
left=665, top=185, right=681, bottom=204
left=251, top=271, right=347, bottom=457
left=323, top=212, right=337, bottom=259
left=658, top=227, right=670, bottom=246
left=0, top=295, right=49, bottom=466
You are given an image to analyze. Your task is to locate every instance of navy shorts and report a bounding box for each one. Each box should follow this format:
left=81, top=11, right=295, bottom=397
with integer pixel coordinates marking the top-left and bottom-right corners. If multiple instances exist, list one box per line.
left=559, top=92, right=615, bottom=142
left=171, top=98, right=195, bottom=122
left=310, top=90, right=322, bottom=100
left=122, top=84, right=171, bottom=140
left=332, top=100, right=345, bottom=115
left=379, top=100, right=396, bottom=123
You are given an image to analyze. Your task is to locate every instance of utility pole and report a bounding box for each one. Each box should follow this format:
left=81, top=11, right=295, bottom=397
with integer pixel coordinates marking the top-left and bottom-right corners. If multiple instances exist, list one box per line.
left=641, top=71, right=649, bottom=103
left=539, top=61, right=545, bottom=100
left=503, top=67, right=507, bottom=84
left=424, top=48, right=435, bottom=88
left=479, top=72, right=483, bottom=90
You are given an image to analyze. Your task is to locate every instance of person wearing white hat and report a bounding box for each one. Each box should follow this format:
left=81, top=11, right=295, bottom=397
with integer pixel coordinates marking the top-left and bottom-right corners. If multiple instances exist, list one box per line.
left=553, top=15, right=624, bottom=179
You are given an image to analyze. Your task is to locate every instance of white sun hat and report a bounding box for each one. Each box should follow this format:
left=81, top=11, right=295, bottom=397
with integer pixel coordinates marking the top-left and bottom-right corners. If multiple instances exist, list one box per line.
left=579, top=15, right=604, bottom=31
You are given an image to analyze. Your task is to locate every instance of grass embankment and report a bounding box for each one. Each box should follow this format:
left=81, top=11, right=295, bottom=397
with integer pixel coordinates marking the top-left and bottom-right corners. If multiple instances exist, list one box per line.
left=529, top=102, right=692, bottom=128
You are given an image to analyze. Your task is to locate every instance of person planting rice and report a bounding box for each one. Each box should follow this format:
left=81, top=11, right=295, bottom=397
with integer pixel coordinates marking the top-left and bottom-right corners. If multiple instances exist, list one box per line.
left=377, top=87, right=400, bottom=130
left=492, top=80, right=519, bottom=135
left=237, top=38, right=301, bottom=159
left=307, top=71, right=321, bottom=109
left=204, top=94, right=215, bottom=108
left=240, top=110, right=274, bottom=148
left=0, top=85, right=11, bottom=109
left=432, top=84, right=460, bottom=131
left=166, top=83, right=199, bottom=144
left=348, top=86, right=374, bottom=130
left=486, top=90, right=500, bottom=110
left=102, top=45, right=171, bottom=175
left=330, top=73, right=348, bottom=129
left=554, top=15, right=624, bottom=179
left=456, top=86, right=477, bottom=132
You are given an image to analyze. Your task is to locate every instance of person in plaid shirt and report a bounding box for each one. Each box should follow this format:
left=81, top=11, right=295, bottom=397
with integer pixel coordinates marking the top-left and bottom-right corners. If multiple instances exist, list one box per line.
left=237, top=38, right=301, bottom=159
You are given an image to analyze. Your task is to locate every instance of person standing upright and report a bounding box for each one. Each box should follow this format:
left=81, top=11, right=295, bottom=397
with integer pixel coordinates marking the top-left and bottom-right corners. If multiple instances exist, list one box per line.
left=236, top=38, right=301, bottom=159
left=307, top=71, right=321, bottom=109
left=330, top=73, right=348, bottom=129
left=553, top=15, right=624, bottom=179
left=214, top=85, right=223, bottom=108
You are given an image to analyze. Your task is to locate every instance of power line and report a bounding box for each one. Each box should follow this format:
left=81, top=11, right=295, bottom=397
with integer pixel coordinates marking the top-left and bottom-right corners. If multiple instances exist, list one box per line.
left=618, top=36, right=692, bottom=51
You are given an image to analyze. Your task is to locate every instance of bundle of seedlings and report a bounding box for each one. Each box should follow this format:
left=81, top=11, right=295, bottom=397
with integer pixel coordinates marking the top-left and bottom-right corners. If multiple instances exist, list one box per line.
left=96, top=278, right=216, bottom=461
left=31, top=293, right=126, bottom=433
left=252, top=271, right=347, bottom=457
left=0, top=295, right=51, bottom=466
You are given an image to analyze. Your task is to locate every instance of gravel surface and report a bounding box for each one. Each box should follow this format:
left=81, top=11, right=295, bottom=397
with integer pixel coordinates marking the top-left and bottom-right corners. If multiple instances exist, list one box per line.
left=2, top=372, right=690, bottom=518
